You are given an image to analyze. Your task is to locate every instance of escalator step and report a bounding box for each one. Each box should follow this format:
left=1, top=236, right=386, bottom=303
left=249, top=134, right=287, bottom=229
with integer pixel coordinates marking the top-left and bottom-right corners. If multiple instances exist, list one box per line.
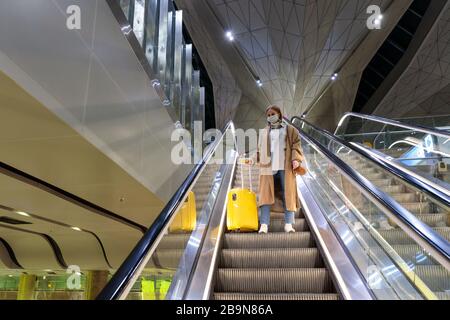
left=215, top=268, right=334, bottom=293
left=435, top=292, right=450, bottom=300
left=146, top=249, right=183, bottom=269
left=223, top=232, right=313, bottom=249
left=377, top=228, right=450, bottom=245
left=369, top=245, right=438, bottom=266
left=414, top=265, right=450, bottom=292
left=220, top=248, right=322, bottom=268
left=415, top=214, right=449, bottom=227
left=213, top=293, right=340, bottom=300
left=390, top=193, right=417, bottom=203
left=400, top=202, right=431, bottom=214
left=269, top=219, right=308, bottom=232
left=380, top=185, right=405, bottom=193
left=158, top=234, right=190, bottom=249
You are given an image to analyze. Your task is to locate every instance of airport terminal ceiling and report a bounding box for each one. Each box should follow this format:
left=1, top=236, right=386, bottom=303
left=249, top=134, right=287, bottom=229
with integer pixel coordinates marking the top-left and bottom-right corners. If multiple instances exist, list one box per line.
left=177, top=0, right=450, bottom=130
left=0, top=0, right=449, bottom=303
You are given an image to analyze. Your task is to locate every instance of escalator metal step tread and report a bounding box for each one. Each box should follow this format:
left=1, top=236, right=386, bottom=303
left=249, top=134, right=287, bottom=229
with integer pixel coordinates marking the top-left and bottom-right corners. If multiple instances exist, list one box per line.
left=414, top=265, right=450, bottom=292
left=158, top=234, right=190, bottom=249
left=220, top=248, right=323, bottom=268
left=213, top=293, right=340, bottom=300
left=215, top=268, right=334, bottom=293
left=415, top=214, right=449, bottom=227
left=377, top=228, right=450, bottom=244
left=146, top=249, right=183, bottom=268
left=223, top=232, right=313, bottom=249
left=390, top=193, right=417, bottom=202
left=435, top=292, right=450, bottom=300
left=380, top=185, right=405, bottom=193
left=369, top=245, right=438, bottom=266
left=268, top=220, right=308, bottom=232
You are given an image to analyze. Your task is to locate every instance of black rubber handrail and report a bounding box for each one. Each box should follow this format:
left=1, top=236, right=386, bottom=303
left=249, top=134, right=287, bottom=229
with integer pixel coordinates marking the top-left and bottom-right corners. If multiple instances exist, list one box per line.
left=288, top=119, right=450, bottom=263
left=96, top=121, right=234, bottom=300
left=292, top=116, right=450, bottom=207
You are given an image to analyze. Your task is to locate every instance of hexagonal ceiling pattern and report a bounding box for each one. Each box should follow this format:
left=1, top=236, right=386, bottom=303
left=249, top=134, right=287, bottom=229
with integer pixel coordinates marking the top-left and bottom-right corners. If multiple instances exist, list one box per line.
left=210, top=0, right=391, bottom=118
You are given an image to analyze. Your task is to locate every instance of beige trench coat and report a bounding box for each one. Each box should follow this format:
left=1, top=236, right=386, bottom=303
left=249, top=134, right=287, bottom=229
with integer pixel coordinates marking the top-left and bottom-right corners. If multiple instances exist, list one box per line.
left=256, top=124, right=303, bottom=212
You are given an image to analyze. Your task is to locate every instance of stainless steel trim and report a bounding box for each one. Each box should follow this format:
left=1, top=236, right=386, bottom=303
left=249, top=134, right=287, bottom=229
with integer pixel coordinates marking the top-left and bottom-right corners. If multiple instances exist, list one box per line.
left=166, top=154, right=231, bottom=299
left=183, top=150, right=238, bottom=300
left=335, top=112, right=450, bottom=139
left=109, top=122, right=234, bottom=300
left=296, top=176, right=374, bottom=300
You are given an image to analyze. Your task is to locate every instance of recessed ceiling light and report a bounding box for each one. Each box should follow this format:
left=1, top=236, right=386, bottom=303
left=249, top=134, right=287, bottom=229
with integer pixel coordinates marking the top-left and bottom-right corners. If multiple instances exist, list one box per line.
left=225, top=31, right=234, bottom=41
left=256, top=79, right=263, bottom=87
left=71, top=227, right=82, bottom=231
left=16, top=211, right=30, bottom=217
left=378, top=15, right=383, bottom=20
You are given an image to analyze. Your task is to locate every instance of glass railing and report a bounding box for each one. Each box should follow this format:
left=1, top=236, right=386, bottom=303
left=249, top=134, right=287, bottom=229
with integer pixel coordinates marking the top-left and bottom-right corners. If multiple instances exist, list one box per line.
left=97, top=122, right=238, bottom=300
left=293, top=123, right=450, bottom=299
left=334, top=113, right=450, bottom=192
left=294, top=118, right=450, bottom=245
left=395, top=115, right=450, bottom=131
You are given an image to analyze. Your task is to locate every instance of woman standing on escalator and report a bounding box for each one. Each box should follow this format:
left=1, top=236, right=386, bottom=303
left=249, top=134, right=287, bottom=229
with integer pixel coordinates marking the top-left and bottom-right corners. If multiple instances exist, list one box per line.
left=254, top=105, right=304, bottom=234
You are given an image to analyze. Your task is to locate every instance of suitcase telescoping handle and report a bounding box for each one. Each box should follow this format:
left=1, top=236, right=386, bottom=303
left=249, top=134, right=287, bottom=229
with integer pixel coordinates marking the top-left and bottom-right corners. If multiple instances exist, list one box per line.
left=240, top=158, right=253, bottom=192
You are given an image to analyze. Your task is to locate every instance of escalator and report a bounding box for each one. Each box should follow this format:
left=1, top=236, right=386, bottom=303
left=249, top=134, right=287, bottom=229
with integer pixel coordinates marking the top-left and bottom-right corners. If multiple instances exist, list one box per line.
left=335, top=112, right=450, bottom=187
left=96, top=119, right=450, bottom=301
left=213, top=163, right=339, bottom=300
left=292, top=116, right=450, bottom=299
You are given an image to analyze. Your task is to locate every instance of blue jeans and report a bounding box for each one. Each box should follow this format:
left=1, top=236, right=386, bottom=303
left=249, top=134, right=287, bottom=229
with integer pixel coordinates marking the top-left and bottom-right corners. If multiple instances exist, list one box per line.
left=259, top=170, right=295, bottom=225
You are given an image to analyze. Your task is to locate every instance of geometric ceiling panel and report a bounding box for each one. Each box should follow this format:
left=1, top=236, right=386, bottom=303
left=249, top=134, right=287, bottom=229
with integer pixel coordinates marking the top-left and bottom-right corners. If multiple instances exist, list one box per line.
left=211, top=0, right=391, bottom=118
left=373, top=2, right=450, bottom=118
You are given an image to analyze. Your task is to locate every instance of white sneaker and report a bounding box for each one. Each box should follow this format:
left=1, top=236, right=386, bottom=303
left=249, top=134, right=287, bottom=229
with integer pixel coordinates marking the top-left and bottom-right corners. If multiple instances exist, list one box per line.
left=284, top=224, right=296, bottom=233
left=258, top=224, right=268, bottom=234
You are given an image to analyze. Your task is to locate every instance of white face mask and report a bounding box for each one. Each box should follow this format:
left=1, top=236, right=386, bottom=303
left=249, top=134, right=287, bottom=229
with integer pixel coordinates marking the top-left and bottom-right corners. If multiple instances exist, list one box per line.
left=267, top=114, right=280, bottom=124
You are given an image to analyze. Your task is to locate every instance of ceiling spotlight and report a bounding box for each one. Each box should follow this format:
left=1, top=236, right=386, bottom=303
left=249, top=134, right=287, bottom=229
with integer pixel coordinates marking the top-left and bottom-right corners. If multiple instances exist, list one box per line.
left=71, top=227, right=82, bottom=231
left=16, top=211, right=30, bottom=217
left=378, top=14, right=383, bottom=20
left=256, top=79, right=263, bottom=87
left=374, top=19, right=380, bottom=25
left=225, top=31, right=234, bottom=41
left=331, top=73, right=338, bottom=81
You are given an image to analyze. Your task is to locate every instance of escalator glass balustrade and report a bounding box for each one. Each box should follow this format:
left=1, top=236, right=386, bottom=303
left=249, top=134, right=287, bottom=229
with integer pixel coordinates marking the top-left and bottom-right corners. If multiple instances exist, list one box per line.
left=334, top=113, right=450, bottom=190
left=291, top=119, right=450, bottom=299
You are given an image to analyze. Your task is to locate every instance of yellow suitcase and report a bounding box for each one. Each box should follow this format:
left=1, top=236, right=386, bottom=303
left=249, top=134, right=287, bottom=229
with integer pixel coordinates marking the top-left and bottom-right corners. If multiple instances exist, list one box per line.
left=227, top=160, right=258, bottom=232
left=169, top=191, right=196, bottom=233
